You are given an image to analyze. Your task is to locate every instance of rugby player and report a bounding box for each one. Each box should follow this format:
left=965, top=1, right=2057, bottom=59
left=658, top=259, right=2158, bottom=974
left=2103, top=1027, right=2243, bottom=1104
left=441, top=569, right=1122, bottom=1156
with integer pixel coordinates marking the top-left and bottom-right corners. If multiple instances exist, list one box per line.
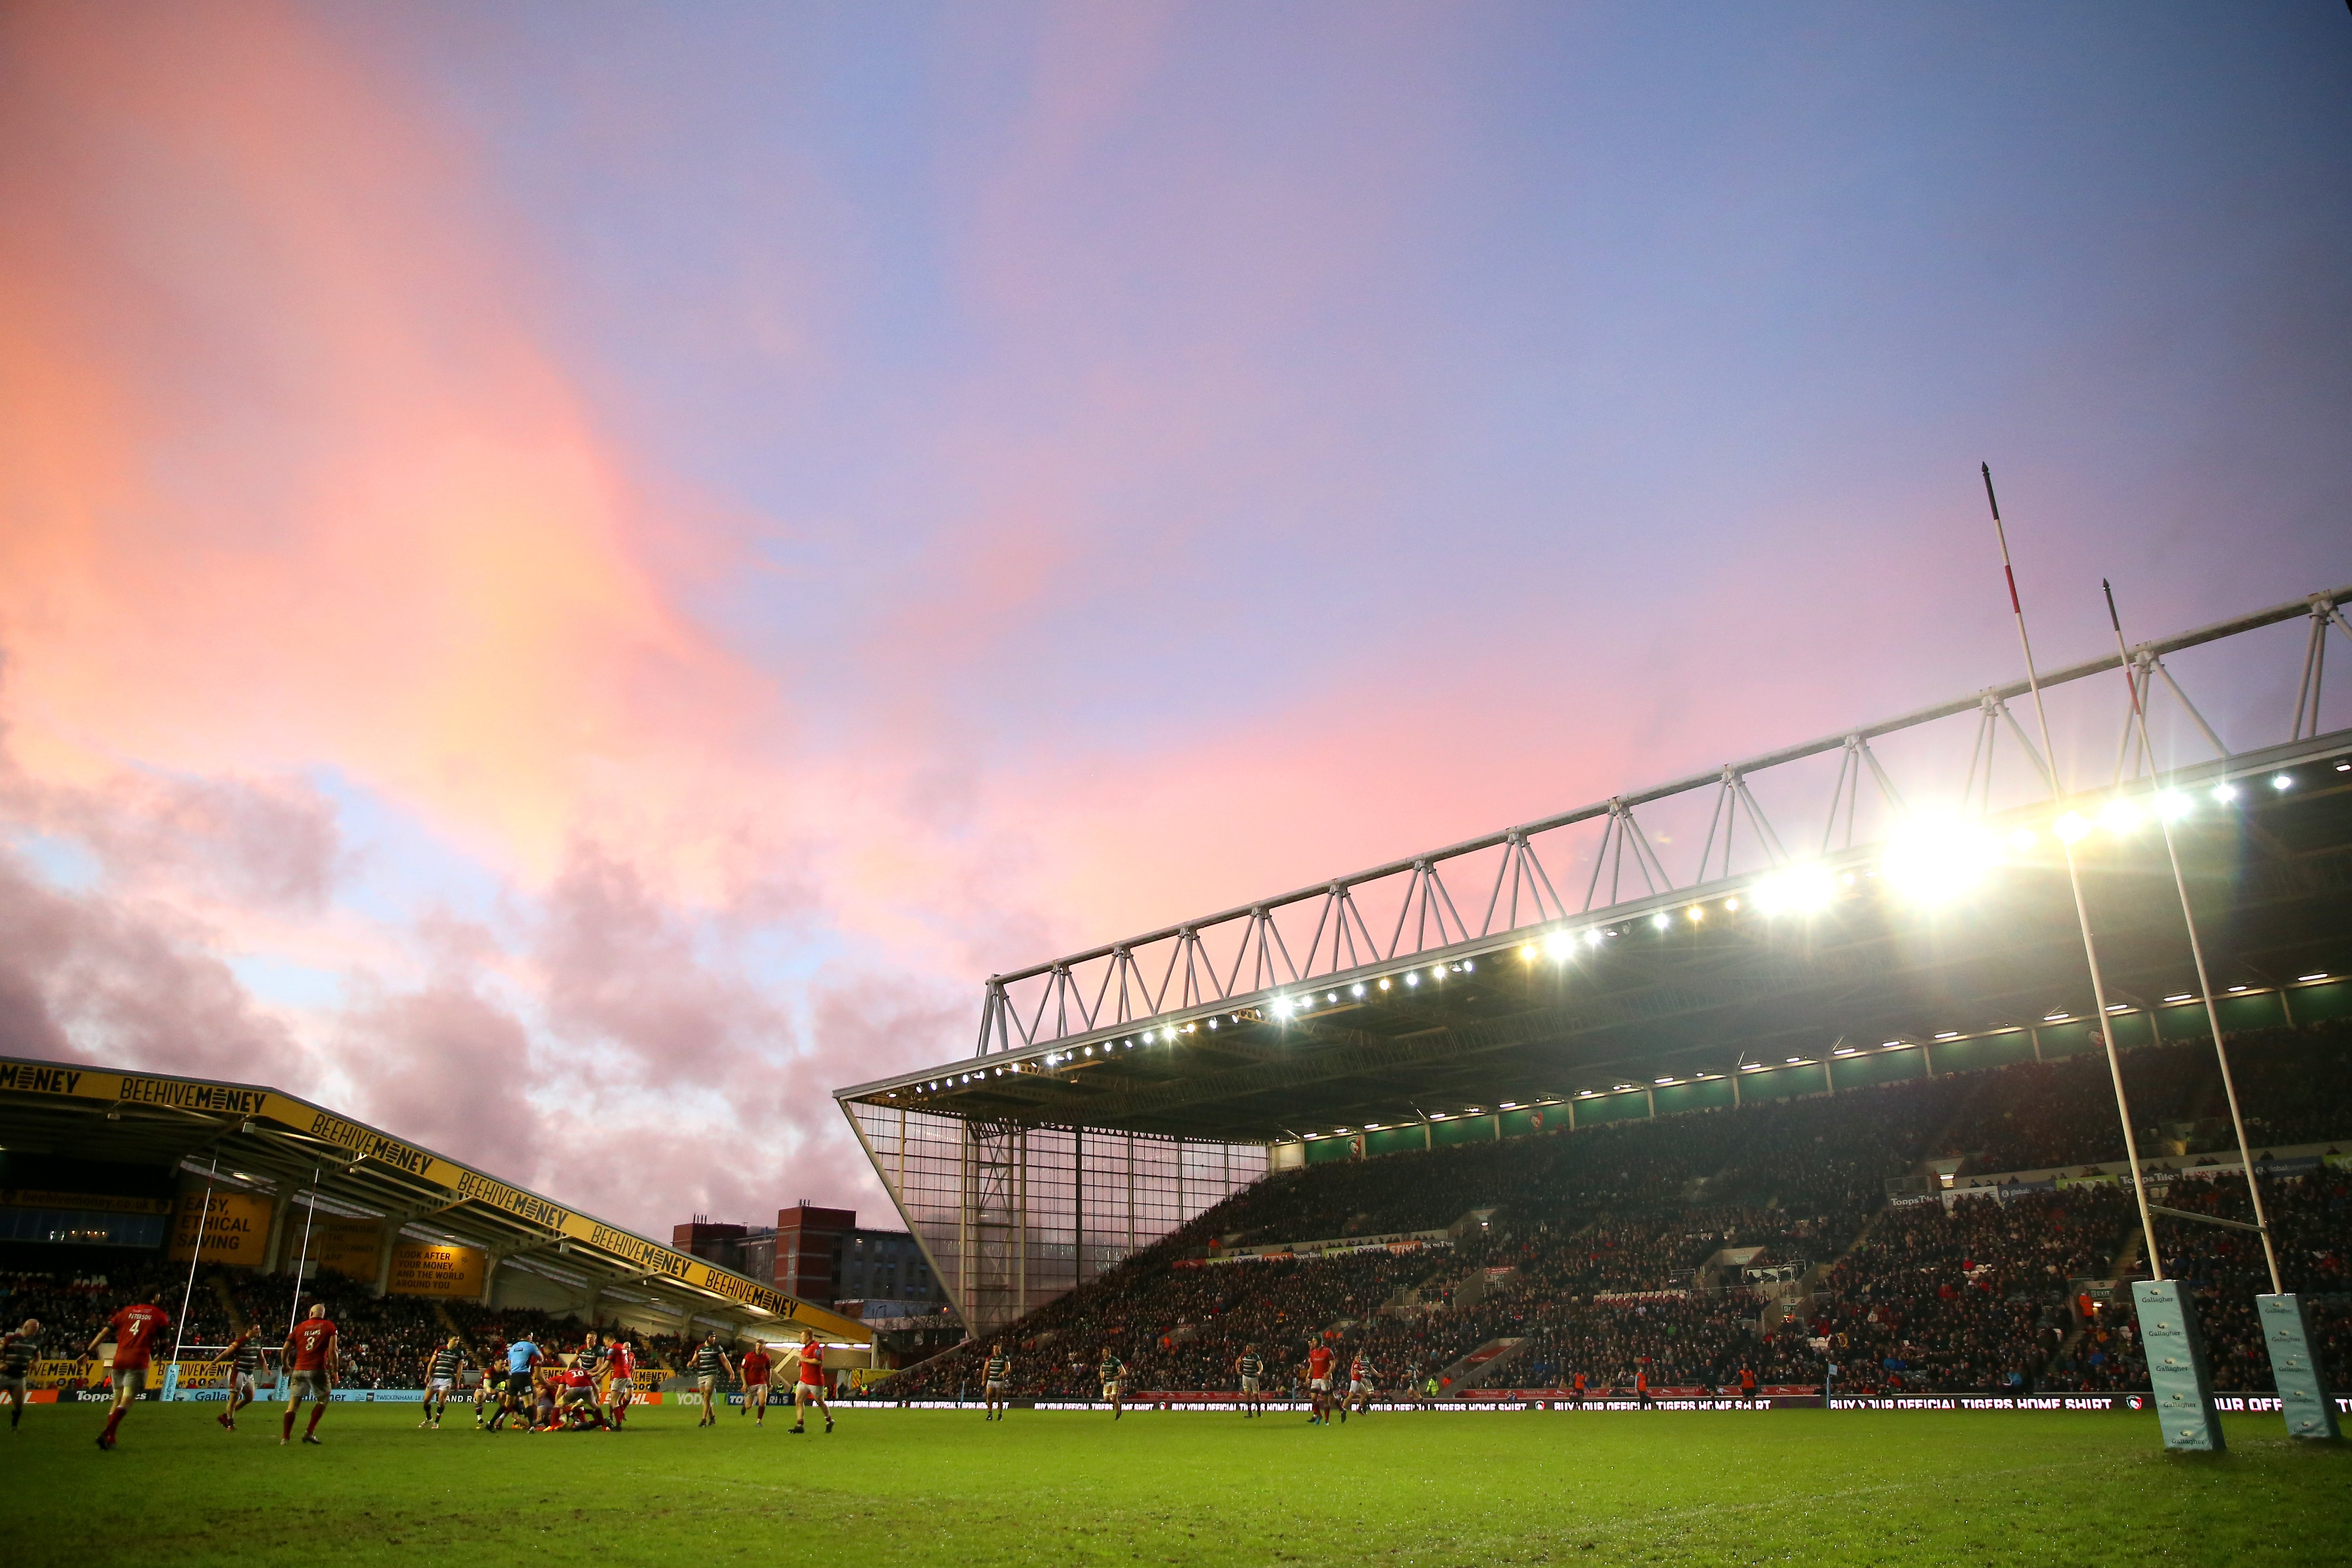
left=1634, top=1367, right=1655, bottom=1410
left=1098, top=1345, right=1132, bottom=1421
left=1738, top=1365, right=1758, bottom=1407
left=603, top=1335, right=639, bottom=1428
left=1233, top=1344, right=1262, bottom=1418
left=1570, top=1370, right=1587, bottom=1408
left=690, top=1332, right=733, bottom=1428
left=488, top=1334, right=542, bottom=1431
left=421, top=1337, right=466, bottom=1429
left=738, top=1340, right=774, bottom=1426
left=981, top=1343, right=1011, bottom=1421
left=279, top=1303, right=338, bottom=1446
left=1, top=1318, right=38, bottom=1429
left=786, top=1330, right=832, bottom=1434
left=554, top=1363, right=608, bottom=1429
left=472, top=1333, right=506, bottom=1426
left=213, top=1324, right=263, bottom=1431
left=87, top=1296, right=168, bottom=1451
left=1343, top=1348, right=1378, bottom=1420
left=1304, top=1341, right=1334, bottom=1426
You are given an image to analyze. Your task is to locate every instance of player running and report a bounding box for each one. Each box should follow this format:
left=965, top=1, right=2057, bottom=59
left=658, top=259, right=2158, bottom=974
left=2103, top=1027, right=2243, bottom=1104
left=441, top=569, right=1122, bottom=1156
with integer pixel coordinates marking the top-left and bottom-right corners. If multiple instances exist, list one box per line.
left=1097, top=1346, right=1127, bottom=1421
left=982, top=1343, right=1012, bottom=1421
left=1304, top=1342, right=1335, bottom=1426
left=421, top=1337, right=466, bottom=1429
left=1343, top=1349, right=1378, bottom=1420
left=488, top=1334, right=542, bottom=1431
left=1234, top=1344, right=1263, bottom=1418
left=472, top=1333, right=506, bottom=1427
left=689, top=1333, right=733, bottom=1428
left=88, top=1297, right=169, bottom=1451
left=787, top=1331, right=832, bottom=1434
left=279, top=1303, right=338, bottom=1446
left=739, top=1341, right=774, bottom=1426
left=603, top=1335, right=638, bottom=1428
left=212, top=1325, right=263, bottom=1431
left=1, top=1318, right=38, bottom=1430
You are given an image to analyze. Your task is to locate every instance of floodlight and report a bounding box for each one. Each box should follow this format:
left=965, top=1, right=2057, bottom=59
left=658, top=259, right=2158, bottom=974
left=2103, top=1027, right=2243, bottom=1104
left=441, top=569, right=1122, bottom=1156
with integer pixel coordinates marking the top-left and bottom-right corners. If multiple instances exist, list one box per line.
left=2156, top=790, right=2192, bottom=821
left=1351, top=983, right=1366, bottom=998
left=2095, top=797, right=2141, bottom=834
left=1545, top=931, right=1574, bottom=959
left=1405, top=972, right=1420, bottom=987
left=2043, top=1012, right=2070, bottom=1022
left=1326, top=991, right=1338, bottom=1002
left=2227, top=985, right=2249, bottom=993
left=1833, top=1047, right=1857, bottom=1057
left=1521, top=944, right=1537, bottom=961
left=1377, top=977, right=1392, bottom=990
left=2053, top=812, right=2091, bottom=844
left=1753, top=862, right=1837, bottom=915
left=1585, top=929, right=1604, bottom=946
left=2299, top=972, right=2328, bottom=982
left=1880, top=815, right=1999, bottom=904
left=1881, top=1041, right=1901, bottom=1049
left=2008, top=828, right=2036, bottom=850
left=2212, top=783, right=2238, bottom=804
left=2272, top=774, right=2294, bottom=790
left=2162, top=993, right=2191, bottom=1003
left=1785, top=1056, right=1801, bottom=1064
left=1656, top=1077, right=1675, bottom=1085
left=1934, top=1031, right=1959, bottom=1041
left=1724, top=897, right=1740, bottom=912
left=1651, top=913, right=1671, bottom=931
left=1686, top=906, right=1704, bottom=922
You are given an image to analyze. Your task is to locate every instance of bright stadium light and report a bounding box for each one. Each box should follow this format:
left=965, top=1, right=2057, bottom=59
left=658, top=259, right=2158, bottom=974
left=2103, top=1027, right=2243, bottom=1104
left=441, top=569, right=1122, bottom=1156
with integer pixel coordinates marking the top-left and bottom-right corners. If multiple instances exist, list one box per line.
left=1521, top=944, right=1537, bottom=961
left=1585, top=929, right=1604, bottom=947
left=2212, top=783, right=2239, bottom=804
left=1651, top=912, right=1671, bottom=931
left=1351, top=983, right=1366, bottom=998
left=1724, top=897, right=1740, bottom=912
left=2156, top=790, right=2193, bottom=821
left=2273, top=773, right=2294, bottom=790
left=2299, top=971, right=2328, bottom=982
left=2095, top=797, right=2141, bottom=835
left=2163, top=992, right=2191, bottom=1003
left=1405, top=971, right=1420, bottom=987
left=1753, top=862, right=1836, bottom=915
left=2044, top=1011, right=2070, bottom=1022
left=1377, top=976, right=1392, bottom=990
left=1934, top=1031, right=1959, bottom=1041
left=1327, top=991, right=1339, bottom=1003
left=1655, top=1076, right=1675, bottom=1084
left=1686, top=906, right=1704, bottom=922
left=2008, top=827, right=2036, bottom=850
left=1880, top=815, right=1999, bottom=904
left=1545, top=931, right=1574, bottom=959
left=2053, top=812, right=2091, bottom=844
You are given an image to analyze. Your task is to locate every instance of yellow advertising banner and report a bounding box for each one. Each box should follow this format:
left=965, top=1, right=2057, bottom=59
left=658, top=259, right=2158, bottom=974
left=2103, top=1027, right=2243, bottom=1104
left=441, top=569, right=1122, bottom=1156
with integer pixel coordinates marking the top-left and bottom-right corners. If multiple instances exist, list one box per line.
left=304, top=1215, right=382, bottom=1281
left=0, top=1056, right=870, bottom=1342
left=168, top=1189, right=275, bottom=1265
left=387, top=1242, right=484, bottom=1298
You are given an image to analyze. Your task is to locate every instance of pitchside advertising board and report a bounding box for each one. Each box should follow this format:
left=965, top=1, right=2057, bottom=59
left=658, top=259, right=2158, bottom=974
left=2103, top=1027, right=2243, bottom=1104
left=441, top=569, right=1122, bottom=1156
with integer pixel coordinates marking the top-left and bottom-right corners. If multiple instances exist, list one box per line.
left=0, top=1056, right=866, bottom=1341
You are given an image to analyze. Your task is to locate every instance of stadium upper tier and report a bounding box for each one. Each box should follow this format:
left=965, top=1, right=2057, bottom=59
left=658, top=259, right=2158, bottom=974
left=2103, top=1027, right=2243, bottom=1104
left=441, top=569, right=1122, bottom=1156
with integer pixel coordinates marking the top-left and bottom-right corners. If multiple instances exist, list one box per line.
left=843, top=586, right=2352, bottom=1146
left=0, top=1057, right=869, bottom=1343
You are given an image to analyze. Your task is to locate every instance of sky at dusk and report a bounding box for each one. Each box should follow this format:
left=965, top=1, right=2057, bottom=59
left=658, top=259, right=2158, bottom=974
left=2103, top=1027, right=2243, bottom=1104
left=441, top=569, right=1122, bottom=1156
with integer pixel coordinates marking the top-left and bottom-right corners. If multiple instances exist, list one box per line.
left=2, top=2, right=2348, bottom=1236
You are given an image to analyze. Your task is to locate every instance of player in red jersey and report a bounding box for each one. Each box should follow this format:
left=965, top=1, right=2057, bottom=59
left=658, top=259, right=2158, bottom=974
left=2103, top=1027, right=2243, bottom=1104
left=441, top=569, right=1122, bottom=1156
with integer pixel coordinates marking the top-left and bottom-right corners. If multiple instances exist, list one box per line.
left=1304, top=1342, right=1335, bottom=1426
left=1634, top=1367, right=1654, bottom=1410
left=1571, top=1370, right=1587, bottom=1408
left=738, top=1342, right=774, bottom=1426
left=279, top=1303, right=338, bottom=1446
left=473, top=1335, right=506, bottom=1427
left=1738, top=1366, right=1757, bottom=1407
left=87, top=1299, right=169, bottom=1450
left=602, top=1336, right=638, bottom=1428
left=786, top=1331, right=831, bottom=1435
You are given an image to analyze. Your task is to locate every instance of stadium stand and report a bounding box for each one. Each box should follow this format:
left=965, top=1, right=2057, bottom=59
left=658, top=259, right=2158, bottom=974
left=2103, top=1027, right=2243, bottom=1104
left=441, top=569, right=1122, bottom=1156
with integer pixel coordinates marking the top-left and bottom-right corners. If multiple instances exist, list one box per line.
left=887, top=1021, right=2352, bottom=1401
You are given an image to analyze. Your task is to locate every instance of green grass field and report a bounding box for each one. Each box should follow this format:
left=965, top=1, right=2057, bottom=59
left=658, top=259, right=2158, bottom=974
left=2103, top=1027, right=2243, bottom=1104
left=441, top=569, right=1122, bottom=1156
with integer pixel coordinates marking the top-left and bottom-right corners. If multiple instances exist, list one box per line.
left=11, top=1400, right=2349, bottom=1567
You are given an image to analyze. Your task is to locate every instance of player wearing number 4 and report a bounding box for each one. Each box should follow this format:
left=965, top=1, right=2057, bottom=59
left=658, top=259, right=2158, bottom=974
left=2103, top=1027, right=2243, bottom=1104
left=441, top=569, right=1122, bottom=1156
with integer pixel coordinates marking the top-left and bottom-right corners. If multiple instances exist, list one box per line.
left=787, top=1331, right=831, bottom=1434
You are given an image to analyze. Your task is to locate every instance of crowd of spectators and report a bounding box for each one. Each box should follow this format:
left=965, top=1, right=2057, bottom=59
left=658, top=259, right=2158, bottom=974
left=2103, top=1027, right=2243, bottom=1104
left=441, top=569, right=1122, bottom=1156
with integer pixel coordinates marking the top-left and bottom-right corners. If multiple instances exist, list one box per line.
left=887, top=1021, right=2352, bottom=1401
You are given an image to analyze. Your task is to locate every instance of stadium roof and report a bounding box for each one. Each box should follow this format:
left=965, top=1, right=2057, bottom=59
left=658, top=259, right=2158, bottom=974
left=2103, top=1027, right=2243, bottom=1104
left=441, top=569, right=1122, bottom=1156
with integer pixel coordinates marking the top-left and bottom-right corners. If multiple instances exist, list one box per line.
left=0, top=1057, right=870, bottom=1343
left=842, top=583, right=2352, bottom=1147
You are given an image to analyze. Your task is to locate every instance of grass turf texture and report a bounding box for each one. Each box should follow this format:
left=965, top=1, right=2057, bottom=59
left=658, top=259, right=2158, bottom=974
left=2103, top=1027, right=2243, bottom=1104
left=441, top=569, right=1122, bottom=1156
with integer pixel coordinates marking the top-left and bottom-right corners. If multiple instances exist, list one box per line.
left=12, top=1402, right=2349, bottom=1566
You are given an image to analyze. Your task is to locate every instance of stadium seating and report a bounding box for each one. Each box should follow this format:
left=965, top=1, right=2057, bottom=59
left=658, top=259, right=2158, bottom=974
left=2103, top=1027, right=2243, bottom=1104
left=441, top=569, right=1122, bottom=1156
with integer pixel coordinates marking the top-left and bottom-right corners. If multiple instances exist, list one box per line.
left=888, top=1021, right=2352, bottom=1401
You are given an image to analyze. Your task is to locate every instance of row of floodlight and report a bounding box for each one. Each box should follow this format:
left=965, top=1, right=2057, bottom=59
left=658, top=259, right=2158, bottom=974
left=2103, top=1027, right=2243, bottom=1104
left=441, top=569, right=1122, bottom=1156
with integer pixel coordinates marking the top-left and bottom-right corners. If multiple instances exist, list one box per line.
left=897, top=765, right=2336, bottom=1105
left=1291, top=971, right=2340, bottom=1140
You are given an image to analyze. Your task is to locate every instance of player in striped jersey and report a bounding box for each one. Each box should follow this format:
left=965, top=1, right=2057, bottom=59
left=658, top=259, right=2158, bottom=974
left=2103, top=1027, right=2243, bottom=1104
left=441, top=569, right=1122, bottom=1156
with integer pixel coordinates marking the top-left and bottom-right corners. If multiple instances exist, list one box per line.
left=981, top=1344, right=1011, bottom=1421
left=1097, top=1347, right=1126, bottom=1421
left=690, top=1333, right=734, bottom=1429
left=421, top=1338, right=467, bottom=1429
left=211, top=1326, right=263, bottom=1431
left=0, top=1318, right=38, bottom=1429
left=472, top=1335, right=505, bottom=1426
left=1233, top=1345, right=1264, bottom=1418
